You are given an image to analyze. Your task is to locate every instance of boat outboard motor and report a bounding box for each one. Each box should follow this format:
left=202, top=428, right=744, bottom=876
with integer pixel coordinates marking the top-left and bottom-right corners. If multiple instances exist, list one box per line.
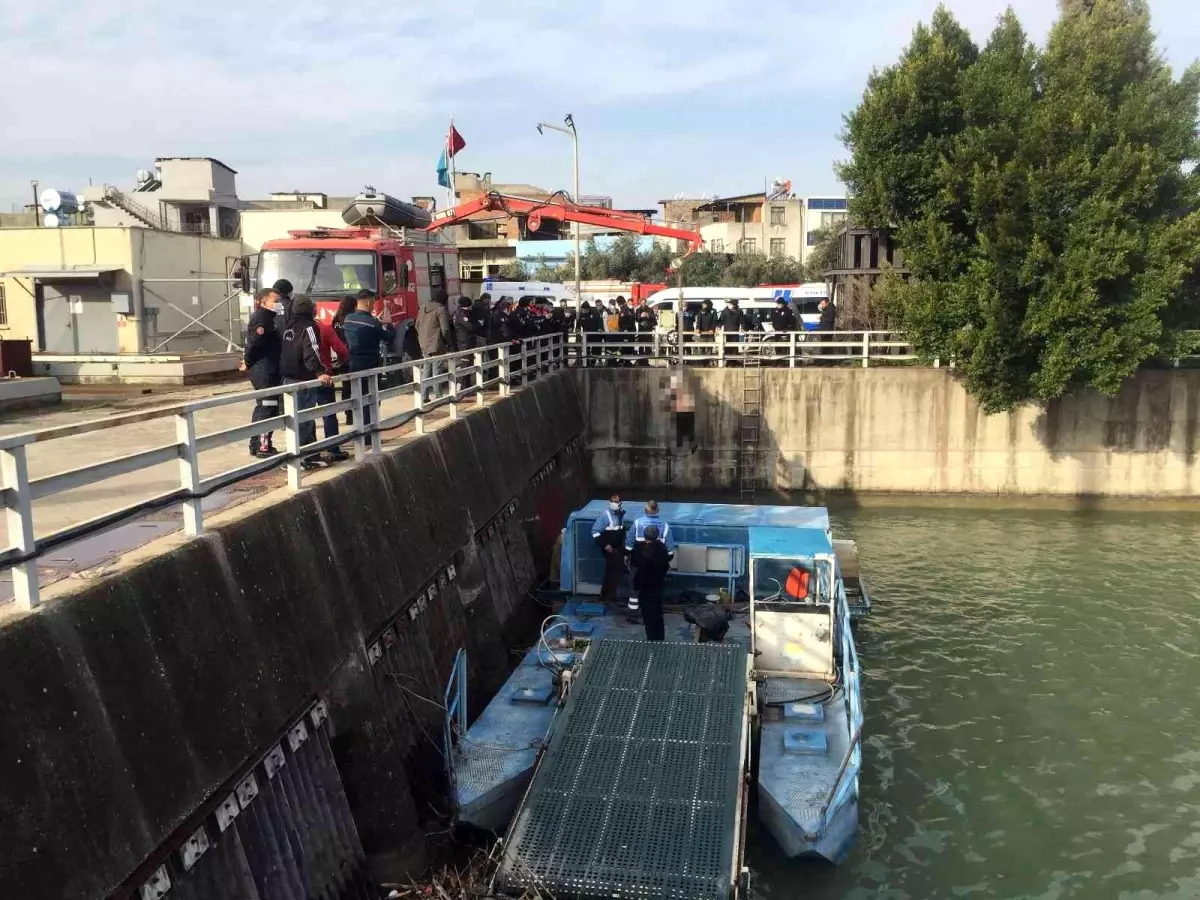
left=685, top=604, right=733, bottom=643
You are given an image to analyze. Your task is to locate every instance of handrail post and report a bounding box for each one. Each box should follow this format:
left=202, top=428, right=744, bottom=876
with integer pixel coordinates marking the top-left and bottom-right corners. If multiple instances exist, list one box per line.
left=789, top=331, right=797, bottom=369
left=2, top=443, right=39, bottom=610
left=368, top=373, right=382, bottom=453
left=412, top=362, right=426, bottom=435
left=350, top=376, right=366, bottom=461
left=474, top=350, right=485, bottom=406
left=447, top=355, right=459, bottom=421
left=499, top=344, right=510, bottom=396
left=718, top=331, right=726, bottom=368
left=580, top=332, right=589, bottom=368
left=175, top=410, right=203, bottom=536
left=862, top=332, right=870, bottom=369
left=283, top=388, right=302, bottom=491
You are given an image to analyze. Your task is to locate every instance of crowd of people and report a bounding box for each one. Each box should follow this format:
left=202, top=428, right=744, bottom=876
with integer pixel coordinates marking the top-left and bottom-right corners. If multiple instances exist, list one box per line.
left=241, top=284, right=840, bottom=469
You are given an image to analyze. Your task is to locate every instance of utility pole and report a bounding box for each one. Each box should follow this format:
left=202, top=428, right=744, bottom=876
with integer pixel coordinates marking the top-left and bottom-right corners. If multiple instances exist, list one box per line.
left=537, top=114, right=581, bottom=302
left=31, top=180, right=39, bottom=227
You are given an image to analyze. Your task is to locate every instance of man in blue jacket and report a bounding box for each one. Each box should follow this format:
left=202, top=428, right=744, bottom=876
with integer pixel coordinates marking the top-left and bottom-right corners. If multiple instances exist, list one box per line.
left=591, top=494, right=627, bottom=604
left=342, top=289, right=395, bottom=427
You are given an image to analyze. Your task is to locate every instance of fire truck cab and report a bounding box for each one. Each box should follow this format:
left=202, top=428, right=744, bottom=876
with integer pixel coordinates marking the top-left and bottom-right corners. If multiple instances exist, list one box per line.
left=256, top=227, right=460, bottom=336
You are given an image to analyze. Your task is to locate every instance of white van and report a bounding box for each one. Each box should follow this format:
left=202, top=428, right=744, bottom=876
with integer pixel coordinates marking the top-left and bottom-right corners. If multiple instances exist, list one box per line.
left=480, top=280, right=583, bottom=309
left=644, top=284, right=827, bottom=333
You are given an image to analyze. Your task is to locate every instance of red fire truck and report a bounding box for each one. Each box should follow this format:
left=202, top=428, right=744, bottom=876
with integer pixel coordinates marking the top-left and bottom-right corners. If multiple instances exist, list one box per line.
left=256, top=227, right=460, bottom=331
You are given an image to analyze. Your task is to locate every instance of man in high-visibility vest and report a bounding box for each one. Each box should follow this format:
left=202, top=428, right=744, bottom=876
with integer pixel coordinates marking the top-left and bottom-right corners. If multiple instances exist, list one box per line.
left=591, top=495, right=627, bottom=604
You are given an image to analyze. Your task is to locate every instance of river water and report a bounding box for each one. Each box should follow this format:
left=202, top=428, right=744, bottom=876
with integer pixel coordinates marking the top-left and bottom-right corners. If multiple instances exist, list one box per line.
left=750, top=501, right=1200, bottom=900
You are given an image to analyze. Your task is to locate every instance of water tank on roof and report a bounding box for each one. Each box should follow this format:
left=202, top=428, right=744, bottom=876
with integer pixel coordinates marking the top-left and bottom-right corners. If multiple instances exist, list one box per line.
left=135, top=168, right=153, bottom=185
left=40, top=189, right=79, bottom=214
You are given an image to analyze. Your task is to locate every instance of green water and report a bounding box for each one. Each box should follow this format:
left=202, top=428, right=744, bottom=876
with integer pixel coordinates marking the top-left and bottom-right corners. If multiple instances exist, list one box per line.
left=751, top=502, right=1200, bottom=900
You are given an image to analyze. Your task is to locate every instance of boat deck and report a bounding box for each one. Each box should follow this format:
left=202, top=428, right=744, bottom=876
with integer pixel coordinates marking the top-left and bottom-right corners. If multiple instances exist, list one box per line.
left=496, top=639, right=749, bottom=900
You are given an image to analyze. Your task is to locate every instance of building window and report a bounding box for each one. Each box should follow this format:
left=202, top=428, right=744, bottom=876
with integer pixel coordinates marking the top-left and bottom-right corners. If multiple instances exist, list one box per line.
left=808, top=198, right=848, bottom=211
left=739, top=238, right=756, bottom=253
left=770, top=206, right=786, bottom=226
left=770, top=239, right=786, bottom=257
left=709, top=239, right=724, bottom=253
left=820, top=211, right=848, bottom=229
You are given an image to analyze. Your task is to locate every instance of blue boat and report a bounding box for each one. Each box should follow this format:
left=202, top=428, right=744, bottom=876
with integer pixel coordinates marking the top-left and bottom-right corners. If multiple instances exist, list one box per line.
left=443, top=500, right=866, bottom=895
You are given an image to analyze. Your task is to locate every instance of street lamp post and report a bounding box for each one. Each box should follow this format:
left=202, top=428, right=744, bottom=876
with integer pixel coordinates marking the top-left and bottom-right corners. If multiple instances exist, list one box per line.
left=536, top=115, right=580, bottom=303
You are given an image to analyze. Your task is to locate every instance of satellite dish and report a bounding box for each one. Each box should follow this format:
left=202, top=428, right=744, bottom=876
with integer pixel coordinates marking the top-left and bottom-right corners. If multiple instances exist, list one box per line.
left=43, top=213, right=61, bottom=228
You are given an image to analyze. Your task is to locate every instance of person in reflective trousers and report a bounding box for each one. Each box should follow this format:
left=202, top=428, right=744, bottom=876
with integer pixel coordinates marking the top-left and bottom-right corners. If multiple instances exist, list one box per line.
left=591, top=495, right=627, bottom=604
left=625, top=500, right=677, bottom=619
left=630, top=525, right=672, bottom=641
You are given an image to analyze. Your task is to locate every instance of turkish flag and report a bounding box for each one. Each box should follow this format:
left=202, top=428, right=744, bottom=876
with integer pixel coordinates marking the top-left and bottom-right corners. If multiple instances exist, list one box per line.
left=448, top=124, right=466, bottom=158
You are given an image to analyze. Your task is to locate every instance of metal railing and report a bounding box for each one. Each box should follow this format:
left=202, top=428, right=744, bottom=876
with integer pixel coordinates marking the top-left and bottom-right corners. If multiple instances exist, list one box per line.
left=1, top=334, right=565, bottom=611
left=564, top=330, right=918, bottom=367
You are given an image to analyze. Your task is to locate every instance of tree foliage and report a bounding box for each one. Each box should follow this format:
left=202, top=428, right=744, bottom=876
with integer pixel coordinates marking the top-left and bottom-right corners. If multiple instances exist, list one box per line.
left=803, top=226, right=842, bottom=281
left=839, top=1, right=1200, bottom=411
left=499, top=233, right=806, bottom=288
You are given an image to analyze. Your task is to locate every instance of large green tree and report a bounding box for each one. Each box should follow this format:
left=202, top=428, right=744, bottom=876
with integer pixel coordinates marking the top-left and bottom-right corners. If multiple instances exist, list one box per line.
left=839, top=1, right=1200, bottom=411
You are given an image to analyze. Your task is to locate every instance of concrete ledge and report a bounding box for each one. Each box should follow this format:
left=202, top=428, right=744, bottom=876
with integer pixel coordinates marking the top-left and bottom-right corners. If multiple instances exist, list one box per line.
left=0, top=376, right=61, bottom=410
left=33, top=353, right=241, bottom=385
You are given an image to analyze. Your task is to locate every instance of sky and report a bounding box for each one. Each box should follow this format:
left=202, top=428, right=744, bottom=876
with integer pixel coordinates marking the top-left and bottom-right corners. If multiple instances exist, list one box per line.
left=0, top=0, right=1197, bottom=213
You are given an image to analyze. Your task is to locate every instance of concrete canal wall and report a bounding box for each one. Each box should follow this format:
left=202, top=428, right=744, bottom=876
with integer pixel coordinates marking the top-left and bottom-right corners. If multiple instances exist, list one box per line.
left=0, top=374, right=587, bottom=900
left=580, top=368, right=1200, bottom=497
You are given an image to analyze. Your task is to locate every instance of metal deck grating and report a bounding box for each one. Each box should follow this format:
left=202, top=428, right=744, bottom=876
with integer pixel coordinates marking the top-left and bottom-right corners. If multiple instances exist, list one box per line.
left=498, top=640, right=747, bottom=900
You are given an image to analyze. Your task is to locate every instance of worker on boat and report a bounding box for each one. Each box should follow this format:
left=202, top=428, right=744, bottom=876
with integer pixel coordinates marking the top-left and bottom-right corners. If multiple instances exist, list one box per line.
left=591, top=495, right=627, bottom=604
left=625, top=501, right=676, bottom=616
left=630, top=525, right=672, bottom=641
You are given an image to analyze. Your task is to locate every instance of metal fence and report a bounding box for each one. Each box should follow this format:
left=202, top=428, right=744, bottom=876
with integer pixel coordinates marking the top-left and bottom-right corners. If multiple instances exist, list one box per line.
left=0, top=334, right=565, bottom=611
left=565, top=330, right=918, bottom=367
left=0, top=329, right=927, bottom=612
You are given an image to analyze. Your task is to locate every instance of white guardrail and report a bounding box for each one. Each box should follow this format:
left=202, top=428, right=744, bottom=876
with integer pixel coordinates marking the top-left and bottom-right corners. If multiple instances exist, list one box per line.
left=0, top=335, right=565, bottom=611
left=568, top=330, right=918, bottom=367
left=0, top=329, right=916, bottom=612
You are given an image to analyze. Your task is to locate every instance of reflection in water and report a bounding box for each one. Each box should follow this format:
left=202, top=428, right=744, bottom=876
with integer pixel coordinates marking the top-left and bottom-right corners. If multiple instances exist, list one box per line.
left=750, top=502, right=1200, bottom=900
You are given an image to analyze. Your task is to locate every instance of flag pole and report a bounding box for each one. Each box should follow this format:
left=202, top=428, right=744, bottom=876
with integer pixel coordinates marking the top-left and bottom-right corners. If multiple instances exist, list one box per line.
left=448, top=116, right=456, bottom=210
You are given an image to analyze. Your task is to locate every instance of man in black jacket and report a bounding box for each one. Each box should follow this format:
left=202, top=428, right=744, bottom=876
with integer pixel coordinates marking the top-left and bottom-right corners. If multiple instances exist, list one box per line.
left=471, top=293, right=492, bottom=344
left=280, top=297, right=333, bottom=470
left=718, top=298, right=743, bottom=362
left=770, top=297, right=797, bottom=333
left=577, top=301, right=603, bottom=366
left=273, top=279, right=295, bottom=327
left=240, top=288, right=283, bottom=457
left=342, top=289, right=395, bottom=427
left=630, top=524, right=673, bottom=641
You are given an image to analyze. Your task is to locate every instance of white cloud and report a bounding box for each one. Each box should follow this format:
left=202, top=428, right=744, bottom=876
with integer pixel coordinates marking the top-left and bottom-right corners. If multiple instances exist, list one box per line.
left=0, top=0, right=1195, bottom=209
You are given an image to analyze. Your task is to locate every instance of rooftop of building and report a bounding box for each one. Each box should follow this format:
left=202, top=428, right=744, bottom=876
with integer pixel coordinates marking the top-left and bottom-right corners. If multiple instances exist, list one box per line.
left=154, top=156, right=238, bottom=174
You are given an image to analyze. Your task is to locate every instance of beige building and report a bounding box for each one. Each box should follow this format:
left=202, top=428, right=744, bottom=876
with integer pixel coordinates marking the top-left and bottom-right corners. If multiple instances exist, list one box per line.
left=0, top=227, right=243, bottom=354
left=660, top=193, right=848, bottom=264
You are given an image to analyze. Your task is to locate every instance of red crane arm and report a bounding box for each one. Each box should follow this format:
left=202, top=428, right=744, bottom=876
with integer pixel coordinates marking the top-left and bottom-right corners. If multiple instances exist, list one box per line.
left=424, top=192, right=703, bottom=255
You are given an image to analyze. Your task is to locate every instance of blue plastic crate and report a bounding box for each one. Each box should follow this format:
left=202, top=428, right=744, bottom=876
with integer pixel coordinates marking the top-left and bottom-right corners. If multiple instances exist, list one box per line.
left=782, top=701, right=825, bottom=723
left=783, top=728, right=828, bottom=756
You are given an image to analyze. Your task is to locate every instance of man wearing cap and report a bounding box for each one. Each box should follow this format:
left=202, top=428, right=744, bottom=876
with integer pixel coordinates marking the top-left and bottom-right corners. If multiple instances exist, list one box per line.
left=630, top=524, right=672, bottom=641
left=591, top=494, right=627, bottom=604
left=625, top=500, right=676, bottom=618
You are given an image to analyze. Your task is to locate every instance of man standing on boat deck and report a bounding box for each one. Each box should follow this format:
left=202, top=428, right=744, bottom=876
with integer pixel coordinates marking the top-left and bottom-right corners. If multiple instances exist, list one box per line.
left=625, top=501, right=676, bottom=618
left=591, top=495, right=627, bottom=604
left=630, top=525, right=672, bottom=641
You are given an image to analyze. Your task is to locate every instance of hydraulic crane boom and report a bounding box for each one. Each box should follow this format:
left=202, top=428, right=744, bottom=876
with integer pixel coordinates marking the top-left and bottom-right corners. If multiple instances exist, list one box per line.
left=424, top=191, right=703, bottom=255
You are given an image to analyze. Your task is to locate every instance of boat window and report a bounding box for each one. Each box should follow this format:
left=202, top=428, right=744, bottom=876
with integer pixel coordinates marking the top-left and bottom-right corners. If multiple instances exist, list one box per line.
left=673, top=543, right=743, bottom=576
left=754, top=557, right=830, bottom=603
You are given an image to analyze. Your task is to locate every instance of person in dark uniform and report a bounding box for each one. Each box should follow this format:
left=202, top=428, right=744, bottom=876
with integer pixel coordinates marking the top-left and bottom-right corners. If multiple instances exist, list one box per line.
left=590, top=495, right=627, bottom=604
left=615, top=296, right=636, bottom=365
left=719, top=298, right=743, bottom=362
left=630, top=524, right=672, bottom=641
left=770, top=296, right=797, bottom=333
left=577, top=301, right=603, bottom=366
left=634, top=303, right=657, bottom=365
left=240, top=287, right=283, bottom=457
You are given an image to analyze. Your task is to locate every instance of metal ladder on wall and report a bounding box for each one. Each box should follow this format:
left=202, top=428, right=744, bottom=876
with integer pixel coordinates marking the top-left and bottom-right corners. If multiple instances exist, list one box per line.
left=739, top=335, right=764, bottom=502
